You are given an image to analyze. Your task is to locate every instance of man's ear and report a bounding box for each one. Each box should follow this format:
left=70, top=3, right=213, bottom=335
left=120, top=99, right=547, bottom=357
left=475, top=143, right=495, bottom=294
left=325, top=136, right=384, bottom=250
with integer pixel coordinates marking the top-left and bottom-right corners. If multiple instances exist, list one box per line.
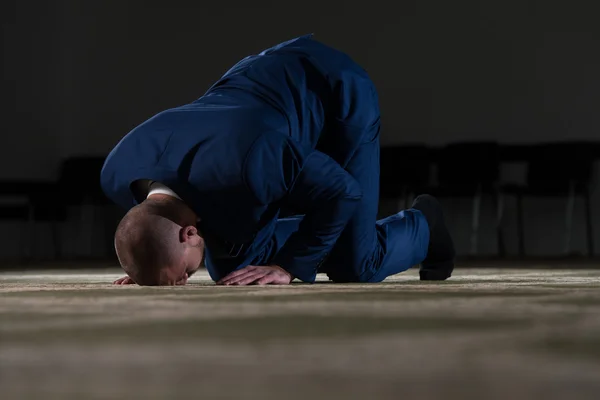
left=180, top=225, right=199, bottom=244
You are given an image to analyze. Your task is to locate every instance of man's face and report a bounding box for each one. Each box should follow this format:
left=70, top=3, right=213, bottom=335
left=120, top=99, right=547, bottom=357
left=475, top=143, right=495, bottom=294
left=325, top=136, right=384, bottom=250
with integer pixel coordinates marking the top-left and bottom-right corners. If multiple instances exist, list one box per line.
left=183, top=242, right=204, bottom=279
left=158, top=242, right=204, bottom=285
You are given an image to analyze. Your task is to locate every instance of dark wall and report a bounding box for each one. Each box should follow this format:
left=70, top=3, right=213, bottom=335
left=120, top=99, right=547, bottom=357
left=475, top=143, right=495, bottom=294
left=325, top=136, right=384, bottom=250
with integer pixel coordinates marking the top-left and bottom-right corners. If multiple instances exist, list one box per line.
left=2, top=0, right=61, bottom=179
left=2, top=0, right=600, bottom=180
left=2, top=0, right=600, bottom=258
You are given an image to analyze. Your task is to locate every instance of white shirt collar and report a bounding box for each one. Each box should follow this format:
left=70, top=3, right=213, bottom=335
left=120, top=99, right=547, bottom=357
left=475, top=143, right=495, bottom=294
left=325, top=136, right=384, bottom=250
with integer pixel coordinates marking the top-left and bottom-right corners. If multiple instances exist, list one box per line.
left=147, top=181, right=182, bottom=200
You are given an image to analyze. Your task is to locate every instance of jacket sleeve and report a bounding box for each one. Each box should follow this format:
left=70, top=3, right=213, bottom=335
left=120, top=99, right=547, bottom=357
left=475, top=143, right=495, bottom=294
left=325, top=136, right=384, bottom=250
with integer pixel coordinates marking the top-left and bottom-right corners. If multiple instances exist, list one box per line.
left=243, top=133, right=362, bottom=282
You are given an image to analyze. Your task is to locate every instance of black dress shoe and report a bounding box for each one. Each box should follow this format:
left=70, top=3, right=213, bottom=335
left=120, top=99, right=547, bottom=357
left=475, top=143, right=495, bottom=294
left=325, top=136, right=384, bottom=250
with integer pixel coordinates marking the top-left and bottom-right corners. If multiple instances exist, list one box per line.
left=411, top=194, right=455, bottom=281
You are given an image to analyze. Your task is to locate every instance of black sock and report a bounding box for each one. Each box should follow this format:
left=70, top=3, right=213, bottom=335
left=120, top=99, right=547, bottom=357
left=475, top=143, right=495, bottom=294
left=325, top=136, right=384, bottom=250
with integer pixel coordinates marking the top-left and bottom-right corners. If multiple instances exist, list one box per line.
left=411, top=195, right=455, bottom=279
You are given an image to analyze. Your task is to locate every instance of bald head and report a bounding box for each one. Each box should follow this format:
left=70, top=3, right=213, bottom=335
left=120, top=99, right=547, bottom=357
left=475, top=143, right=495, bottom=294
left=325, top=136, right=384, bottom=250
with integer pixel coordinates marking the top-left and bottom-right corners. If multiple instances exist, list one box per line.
left=115, top=196, right=204, bottom=285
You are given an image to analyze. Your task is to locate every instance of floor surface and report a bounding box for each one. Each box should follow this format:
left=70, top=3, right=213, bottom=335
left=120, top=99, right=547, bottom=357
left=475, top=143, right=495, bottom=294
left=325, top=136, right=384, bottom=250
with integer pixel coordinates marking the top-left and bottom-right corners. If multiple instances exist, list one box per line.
left=1, top=267, right=600, bottom=399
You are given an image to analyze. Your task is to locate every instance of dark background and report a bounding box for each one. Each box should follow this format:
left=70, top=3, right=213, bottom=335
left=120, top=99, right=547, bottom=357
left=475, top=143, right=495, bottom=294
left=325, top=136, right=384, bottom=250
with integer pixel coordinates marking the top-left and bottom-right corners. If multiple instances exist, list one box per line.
left=1, top=0, right=599, bottom=263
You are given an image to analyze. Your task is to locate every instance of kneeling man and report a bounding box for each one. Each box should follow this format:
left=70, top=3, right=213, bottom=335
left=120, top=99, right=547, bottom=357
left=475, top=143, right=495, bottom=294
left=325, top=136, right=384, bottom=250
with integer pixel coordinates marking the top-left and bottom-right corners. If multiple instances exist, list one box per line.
left=101, top=35, right=455, bottom=286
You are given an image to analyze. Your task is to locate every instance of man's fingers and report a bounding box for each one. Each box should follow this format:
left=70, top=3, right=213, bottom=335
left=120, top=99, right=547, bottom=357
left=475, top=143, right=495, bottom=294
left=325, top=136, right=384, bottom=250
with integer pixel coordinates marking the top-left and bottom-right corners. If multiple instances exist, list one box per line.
left=217, top=266, right=256, bottom=284
left=256, top=275, right=275, bottom=285
left=217, top=266, right=257, bottom=284
left=113, top=276, right=135, bottom=285
left=218, top=271, right=253, bottom=285
left=218, top=272, right=250, bottom=285
left=223, top=271, right=263, bottom=286
left=231, top=272, right=267, bottom=286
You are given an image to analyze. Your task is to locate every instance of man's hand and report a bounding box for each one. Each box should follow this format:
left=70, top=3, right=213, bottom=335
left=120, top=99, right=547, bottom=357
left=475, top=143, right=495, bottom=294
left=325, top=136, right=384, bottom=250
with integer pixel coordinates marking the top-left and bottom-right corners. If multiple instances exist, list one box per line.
left=113, top=274, right=189, bottom=286
left=217, top=265, right=293, bottom=286
left=113, top=276, right=135, bottom=285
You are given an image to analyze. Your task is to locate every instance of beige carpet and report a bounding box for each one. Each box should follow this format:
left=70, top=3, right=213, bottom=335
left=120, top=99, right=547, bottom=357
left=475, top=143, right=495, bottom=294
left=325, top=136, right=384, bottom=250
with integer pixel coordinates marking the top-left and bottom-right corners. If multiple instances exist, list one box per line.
left=1, top=267, right=600, bottom=400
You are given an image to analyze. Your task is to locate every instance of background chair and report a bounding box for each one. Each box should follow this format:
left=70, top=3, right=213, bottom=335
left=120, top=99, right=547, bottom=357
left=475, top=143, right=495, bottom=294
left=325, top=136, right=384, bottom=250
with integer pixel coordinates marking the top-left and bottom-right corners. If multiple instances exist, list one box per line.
left=0, top=181, right=62, bottom=261
left=57, top=157, right=117, bottom=259
left=502, top=142, right=596, bottom=258
left=426, top=141, right=503, bottom=256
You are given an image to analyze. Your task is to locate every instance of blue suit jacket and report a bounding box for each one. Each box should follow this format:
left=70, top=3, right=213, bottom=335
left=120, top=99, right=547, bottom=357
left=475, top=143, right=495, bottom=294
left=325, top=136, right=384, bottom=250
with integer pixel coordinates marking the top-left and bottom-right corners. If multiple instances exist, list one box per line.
left=101, top=35, right=378, bottom=282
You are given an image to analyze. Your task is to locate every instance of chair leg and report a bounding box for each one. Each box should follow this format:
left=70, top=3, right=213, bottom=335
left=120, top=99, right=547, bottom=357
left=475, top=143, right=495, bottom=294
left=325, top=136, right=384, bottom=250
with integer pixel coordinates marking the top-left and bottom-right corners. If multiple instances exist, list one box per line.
left=495, top=191, right=506, bottom=258
left=470, top=188, right=482, bottom=256
left=564, top=182, right=575, bottom=256
left=51, top=219, right=61, bottom=260
left=516, top=194, right=525, bottom=258
left=102, top=206, right=116, bottom=259
left=584, top=188, right=594, bottom=257
left=79, top=200, right=95, bottom=258
left=25, top=202, right=35, bottom=262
